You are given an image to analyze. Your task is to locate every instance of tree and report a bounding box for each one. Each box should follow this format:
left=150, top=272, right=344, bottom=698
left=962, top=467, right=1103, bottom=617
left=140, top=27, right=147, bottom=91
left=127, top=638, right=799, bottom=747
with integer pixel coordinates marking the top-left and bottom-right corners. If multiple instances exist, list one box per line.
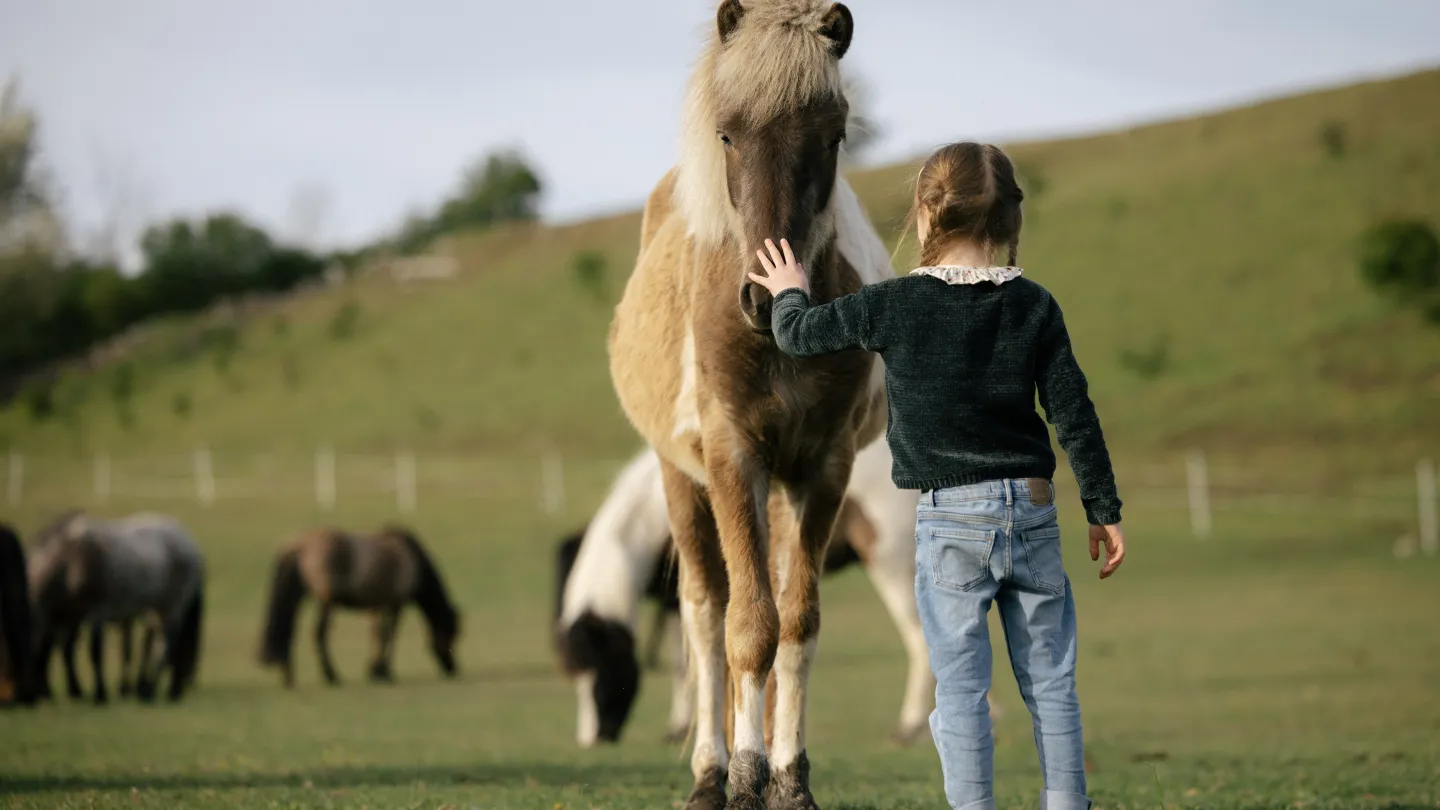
left=394, top=149, right=544, bottom=252
left=139, top=213, right=274, bottom=312
left=0, top=76, right=65, bottom=258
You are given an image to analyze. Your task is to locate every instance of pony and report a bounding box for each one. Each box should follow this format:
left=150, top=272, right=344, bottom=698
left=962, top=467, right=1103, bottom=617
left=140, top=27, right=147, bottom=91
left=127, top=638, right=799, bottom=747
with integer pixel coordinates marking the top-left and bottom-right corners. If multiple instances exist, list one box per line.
left=28, top=511, right=205, bottom=703
left=607, top=2, right=889, bottom=807
left=0, top=523, right=36, bottom=706
left=258, top=524, right=461, bottom=687
left=22, top=513, right=144, bottom=703
left=555, top=439, right=945, bottom=749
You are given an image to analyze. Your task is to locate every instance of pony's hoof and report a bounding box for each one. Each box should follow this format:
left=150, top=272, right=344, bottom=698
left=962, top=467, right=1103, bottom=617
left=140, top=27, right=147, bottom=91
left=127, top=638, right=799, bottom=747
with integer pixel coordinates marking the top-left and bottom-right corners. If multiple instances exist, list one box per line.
left=135, top=680, right=158, bottom=703
left=118, top=684, right=133, bottom=698
left=683, top=766, right=727, bottom=810
left=93, top=693, right=109, bottom=707
left=67, top=687, right=84, bottom=700
left=765, top=752, right=820, bottom=810
left=367, top=664, right=394, bottom=684
left=725, top=750, right=769, bottom=810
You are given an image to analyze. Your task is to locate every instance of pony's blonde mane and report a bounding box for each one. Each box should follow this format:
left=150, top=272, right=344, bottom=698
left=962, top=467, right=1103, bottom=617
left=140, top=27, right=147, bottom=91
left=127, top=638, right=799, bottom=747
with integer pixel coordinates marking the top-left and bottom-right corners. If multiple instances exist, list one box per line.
left=676, top=0, right=848, bottom=247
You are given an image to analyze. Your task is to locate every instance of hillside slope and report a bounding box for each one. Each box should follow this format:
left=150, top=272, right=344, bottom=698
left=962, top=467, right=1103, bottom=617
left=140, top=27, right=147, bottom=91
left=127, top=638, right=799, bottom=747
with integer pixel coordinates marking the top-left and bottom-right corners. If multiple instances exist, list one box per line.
left=4, top=69, right=1438, bottom=477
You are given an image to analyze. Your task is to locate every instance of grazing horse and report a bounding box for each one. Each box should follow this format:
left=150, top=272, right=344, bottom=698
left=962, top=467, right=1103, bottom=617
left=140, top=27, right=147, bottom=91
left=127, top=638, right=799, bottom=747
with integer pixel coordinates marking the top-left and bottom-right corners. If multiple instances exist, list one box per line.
left=24, top=515, right=143, bottom=702
left=608, top=3, right=890, bottom=806
left=0, top=523, right=36, bottom=706
left=555, top=439, right=947, bottom=748
left=29, top=512, right=205, bottom=704
left=258, top=525, right=461, bottom=687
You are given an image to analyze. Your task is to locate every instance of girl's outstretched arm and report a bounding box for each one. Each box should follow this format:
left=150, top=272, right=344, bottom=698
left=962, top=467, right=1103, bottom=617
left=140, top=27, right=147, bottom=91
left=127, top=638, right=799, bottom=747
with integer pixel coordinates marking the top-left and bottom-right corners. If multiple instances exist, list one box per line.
left=750, top=238, right=881, bottom=357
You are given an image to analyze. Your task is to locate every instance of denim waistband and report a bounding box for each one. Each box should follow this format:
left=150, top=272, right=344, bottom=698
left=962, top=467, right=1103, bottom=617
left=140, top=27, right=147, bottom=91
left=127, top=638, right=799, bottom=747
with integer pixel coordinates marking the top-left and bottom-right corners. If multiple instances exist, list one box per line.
left=922, top=478, right=1053, bottom=507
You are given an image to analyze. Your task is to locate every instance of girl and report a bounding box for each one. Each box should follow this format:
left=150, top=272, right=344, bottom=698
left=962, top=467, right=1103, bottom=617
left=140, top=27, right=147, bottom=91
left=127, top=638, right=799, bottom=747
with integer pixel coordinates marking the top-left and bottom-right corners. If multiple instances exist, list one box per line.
left=748, top=141, right=1125, bottom=810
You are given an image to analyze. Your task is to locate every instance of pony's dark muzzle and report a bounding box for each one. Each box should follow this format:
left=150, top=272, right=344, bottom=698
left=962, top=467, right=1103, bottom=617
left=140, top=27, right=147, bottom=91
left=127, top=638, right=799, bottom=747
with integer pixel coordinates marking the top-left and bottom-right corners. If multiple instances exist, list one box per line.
left=740, top=281, right=773, bottom=332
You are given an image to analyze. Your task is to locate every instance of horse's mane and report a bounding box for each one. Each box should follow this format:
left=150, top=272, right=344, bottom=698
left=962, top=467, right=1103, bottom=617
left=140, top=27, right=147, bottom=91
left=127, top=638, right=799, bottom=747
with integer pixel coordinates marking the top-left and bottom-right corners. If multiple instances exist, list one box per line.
left=382, top=525, right=458, bottom=632
left=676, top=0, right=848, bottom=247
left=35, top=509, right=86, bottom=545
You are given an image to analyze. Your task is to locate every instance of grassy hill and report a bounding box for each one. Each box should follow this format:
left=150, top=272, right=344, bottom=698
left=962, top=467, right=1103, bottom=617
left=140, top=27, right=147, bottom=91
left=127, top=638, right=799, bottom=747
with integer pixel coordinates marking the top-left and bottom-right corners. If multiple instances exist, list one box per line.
left=4, top=68, right=1439, bottom=479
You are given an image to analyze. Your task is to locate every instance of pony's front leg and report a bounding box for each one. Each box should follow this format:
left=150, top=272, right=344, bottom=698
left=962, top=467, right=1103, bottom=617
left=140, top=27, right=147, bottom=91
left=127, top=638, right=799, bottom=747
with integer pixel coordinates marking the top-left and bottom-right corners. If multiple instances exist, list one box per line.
left=368, top=608, right=399, bottom=683
left=768, top=465, right=853, bottom=810
left=861, top=554, right=936, bottom=744
left=89, top=621, right=108, bottom=705
left=61, top=624, right=83, bottom=700
left=315, top=602, right=339, bottom=685
left=32, top=623, right=56, bottom=701
left=118, top=619, right=135, bottom=698
left=664, top=614, right=694, bottom=743
left=706, top=446, right=779, bottom=810
left=659, top=460, right=730, bottom=810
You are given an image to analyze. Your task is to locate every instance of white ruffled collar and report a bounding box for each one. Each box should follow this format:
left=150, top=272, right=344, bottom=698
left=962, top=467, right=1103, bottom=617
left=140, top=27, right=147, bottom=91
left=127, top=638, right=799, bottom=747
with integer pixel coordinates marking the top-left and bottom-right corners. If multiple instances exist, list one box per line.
left=909, top=265, right=1023, bottom=286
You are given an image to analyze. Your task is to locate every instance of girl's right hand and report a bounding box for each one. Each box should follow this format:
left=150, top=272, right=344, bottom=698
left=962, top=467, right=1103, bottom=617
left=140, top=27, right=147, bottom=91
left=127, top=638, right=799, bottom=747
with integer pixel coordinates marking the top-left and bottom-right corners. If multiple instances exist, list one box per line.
left=1089, top=524, right=1126, bottom=579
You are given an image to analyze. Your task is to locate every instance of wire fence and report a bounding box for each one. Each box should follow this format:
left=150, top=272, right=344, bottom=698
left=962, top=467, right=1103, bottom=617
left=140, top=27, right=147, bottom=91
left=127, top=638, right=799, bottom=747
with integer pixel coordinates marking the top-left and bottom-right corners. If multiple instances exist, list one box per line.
left=3, top=447, right=1436, bottom=555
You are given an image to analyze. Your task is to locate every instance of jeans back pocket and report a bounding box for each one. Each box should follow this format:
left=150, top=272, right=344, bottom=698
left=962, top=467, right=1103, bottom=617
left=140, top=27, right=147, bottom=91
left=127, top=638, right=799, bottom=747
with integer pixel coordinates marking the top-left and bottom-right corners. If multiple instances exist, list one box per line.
left=929, top=525, right=996, bottom=592
left=1016, top=523, right=1066, bottom=595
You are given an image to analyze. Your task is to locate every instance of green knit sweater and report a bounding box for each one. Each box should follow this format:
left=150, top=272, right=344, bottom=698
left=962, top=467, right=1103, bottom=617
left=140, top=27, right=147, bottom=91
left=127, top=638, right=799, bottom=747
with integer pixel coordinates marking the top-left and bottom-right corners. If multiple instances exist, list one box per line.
left=772, top=274, right=1122, bottom=526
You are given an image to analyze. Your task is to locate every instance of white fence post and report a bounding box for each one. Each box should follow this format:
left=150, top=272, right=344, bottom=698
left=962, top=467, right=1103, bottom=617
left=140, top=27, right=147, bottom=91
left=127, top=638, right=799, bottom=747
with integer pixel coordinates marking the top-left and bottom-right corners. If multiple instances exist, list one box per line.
left=1186, top=450, right=1212, bottom=539
left=541, top=452, right=565, bottom=517
left=6, top=451, right=21, bottom=508
left=1419, top=458, right=1438, bottom=557
left=94, top=451, right=111, bottom=505
left=316, top=446, right=336, bottom=512
left=396, top=450, right=417, bottom=514
left=194, top=447, right=215, bottom=507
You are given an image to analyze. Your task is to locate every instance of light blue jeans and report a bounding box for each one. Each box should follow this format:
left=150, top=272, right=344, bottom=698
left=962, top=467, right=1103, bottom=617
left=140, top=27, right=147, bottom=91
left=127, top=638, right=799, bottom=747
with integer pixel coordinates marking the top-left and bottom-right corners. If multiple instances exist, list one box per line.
left=915, top=479, right=1090, bottom=810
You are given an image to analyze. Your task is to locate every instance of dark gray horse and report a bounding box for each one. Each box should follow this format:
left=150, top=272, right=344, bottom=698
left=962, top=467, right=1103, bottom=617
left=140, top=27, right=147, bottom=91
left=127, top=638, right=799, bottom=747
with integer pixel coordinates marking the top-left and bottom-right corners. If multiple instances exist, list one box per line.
left=30, top=511, right=205, bottom=703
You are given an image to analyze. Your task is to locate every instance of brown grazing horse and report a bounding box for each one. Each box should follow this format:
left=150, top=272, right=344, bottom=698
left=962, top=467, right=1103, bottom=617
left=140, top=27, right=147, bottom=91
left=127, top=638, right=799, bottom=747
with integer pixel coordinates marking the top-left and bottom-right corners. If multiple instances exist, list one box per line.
left=258, top=525, right=460, bottom=687
left=0, top=523, right=36, bottom=706
left=607, top=3, right=893, bottom=808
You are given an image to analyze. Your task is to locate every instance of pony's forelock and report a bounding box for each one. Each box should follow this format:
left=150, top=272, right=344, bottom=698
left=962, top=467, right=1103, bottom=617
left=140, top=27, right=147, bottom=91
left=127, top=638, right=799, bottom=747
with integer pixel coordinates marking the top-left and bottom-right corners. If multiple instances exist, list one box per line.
left=676, top=0, right=849, bottom=247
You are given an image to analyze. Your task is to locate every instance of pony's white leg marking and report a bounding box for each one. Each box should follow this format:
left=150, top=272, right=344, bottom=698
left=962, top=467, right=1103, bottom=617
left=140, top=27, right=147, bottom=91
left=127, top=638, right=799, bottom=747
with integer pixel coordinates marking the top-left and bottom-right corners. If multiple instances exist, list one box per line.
left=574, top=672, right=599, bottom=748
left=770, top=637, right=818, bottom=770
left=865, top=560, right=935, bottom=737
left=672, top=328, right=700, bottom=440
left=667, top=617, right=694, bottom=737
left=682, top=594, right=728, bottom=779
left=732, top=670, right=768, bottom=758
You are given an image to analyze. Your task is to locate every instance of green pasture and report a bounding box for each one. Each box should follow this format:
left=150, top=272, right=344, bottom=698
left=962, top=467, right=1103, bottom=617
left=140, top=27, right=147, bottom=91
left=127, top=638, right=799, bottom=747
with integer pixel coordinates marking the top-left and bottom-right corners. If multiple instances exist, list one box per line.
left=2, top=477, right=1437, bottom=809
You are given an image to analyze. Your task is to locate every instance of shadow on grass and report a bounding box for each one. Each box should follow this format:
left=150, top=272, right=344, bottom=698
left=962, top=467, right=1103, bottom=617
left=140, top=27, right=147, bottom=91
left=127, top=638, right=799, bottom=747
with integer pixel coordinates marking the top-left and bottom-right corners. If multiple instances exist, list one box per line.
left=0, top=760, right=682, bottom=796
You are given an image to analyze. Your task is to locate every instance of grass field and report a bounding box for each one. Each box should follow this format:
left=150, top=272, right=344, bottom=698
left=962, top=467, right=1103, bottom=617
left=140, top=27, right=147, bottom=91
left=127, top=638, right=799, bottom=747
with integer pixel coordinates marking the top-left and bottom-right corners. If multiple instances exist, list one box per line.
left=3, top=65, right=1440, bottom=810
left=3, top=483, right=1438, bottom=809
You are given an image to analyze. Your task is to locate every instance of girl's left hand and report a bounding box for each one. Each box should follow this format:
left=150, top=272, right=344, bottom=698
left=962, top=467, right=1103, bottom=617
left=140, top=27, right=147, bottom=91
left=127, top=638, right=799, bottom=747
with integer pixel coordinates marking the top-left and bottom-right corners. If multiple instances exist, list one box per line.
left=748, top=238, right=810, bottom=296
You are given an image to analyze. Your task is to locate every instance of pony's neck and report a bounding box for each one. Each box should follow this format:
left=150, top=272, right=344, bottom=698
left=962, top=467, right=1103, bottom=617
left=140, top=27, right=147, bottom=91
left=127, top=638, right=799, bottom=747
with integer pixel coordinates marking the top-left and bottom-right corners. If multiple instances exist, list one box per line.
left=413, top=572, right=454, bottom=628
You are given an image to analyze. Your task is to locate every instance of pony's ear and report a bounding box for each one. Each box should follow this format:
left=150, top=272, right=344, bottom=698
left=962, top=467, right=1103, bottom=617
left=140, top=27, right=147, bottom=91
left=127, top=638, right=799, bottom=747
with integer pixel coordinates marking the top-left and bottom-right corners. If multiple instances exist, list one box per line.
left=717, top=0, right=745, bottom=43
left=821, top=3, right=854, bottom=59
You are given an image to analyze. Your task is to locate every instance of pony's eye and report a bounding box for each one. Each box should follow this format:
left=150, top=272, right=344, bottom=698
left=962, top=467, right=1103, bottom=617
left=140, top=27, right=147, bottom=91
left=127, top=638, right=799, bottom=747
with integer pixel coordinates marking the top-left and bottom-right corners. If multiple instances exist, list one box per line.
left=718, top=132, right=733, bottom=147
left=829, top=134, right=846, bottom=151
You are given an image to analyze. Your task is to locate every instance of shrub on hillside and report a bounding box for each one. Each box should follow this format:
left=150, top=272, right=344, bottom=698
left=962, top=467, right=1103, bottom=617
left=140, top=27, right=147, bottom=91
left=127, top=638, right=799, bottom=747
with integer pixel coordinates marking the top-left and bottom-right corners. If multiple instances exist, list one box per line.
left=330, top=300, right=361, bottom=341
left=20, top=380, right=53, bottom=422
left=1358, top=219, right=1440, bottom=323
left=1118, top=336, right=1170, bottom=380
left=1319, top=121, right=1348, bottom=159
left=572, top=250, right=608, bottom=302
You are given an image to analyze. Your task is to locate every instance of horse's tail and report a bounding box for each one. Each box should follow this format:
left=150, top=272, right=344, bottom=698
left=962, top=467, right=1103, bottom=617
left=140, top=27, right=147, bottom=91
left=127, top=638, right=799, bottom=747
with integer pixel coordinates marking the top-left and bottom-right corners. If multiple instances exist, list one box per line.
left=0, top=525, right=35, bottom=704
left=171, top=583, right=204, bottom=690
left=258, top=549, right=305, bottom=668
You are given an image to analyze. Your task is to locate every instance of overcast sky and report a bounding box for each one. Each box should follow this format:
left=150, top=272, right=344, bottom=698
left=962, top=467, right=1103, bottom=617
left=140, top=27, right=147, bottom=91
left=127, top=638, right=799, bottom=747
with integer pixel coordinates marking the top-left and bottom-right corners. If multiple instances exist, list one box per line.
left=3, top=0, right=1438, bottom=260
